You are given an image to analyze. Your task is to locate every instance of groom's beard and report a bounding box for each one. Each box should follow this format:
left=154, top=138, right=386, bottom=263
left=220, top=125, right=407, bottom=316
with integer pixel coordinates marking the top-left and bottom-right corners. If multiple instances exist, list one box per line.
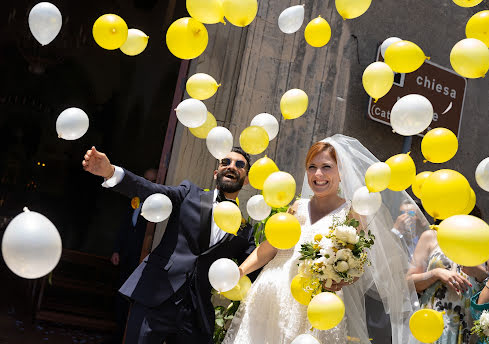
left=216, top=169, right=246, bottom=193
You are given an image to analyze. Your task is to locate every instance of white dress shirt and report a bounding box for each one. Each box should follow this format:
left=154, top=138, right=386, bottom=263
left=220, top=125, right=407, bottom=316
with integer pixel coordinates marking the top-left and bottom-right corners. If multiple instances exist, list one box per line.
left=103, top=166, right=228, bottom=247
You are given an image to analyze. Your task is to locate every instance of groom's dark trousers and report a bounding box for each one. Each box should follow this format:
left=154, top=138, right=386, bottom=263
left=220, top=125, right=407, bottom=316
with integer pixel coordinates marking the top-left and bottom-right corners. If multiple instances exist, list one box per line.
left=109, top=169, right=256, bottom=344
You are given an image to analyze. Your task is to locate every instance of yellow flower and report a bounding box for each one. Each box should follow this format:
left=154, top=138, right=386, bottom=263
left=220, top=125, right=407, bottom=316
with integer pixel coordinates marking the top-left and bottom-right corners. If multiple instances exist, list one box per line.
left=313, top=244, right=320, bottom=250
left=314, top=234, right=323, bottom=242
left=131, top=197, right=140, bottom=209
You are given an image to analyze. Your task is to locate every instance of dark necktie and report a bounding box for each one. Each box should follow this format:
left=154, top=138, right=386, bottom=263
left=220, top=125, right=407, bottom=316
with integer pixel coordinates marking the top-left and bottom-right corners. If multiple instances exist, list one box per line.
left=216, top=190, right=237, bottom=206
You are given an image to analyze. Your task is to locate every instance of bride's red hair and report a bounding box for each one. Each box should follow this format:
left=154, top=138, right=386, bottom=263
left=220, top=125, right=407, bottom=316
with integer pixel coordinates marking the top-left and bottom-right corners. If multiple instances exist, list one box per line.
left=305, top=142, right=337, bottom=168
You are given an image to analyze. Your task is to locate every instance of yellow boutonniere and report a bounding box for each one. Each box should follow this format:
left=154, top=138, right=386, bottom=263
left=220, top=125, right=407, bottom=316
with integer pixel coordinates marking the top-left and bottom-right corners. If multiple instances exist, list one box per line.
left=131, top=197, right=140, bottom=209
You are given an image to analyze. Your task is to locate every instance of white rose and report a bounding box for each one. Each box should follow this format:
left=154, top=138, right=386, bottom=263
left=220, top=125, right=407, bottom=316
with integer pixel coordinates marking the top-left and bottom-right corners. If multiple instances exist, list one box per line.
left=336, top=249, right=353, bottom=261
left=323, top=265, right=342, bottom=282
left=335, top=225, right=359, bottom=244
left=348, top=257, right=361, bottom=269
left=347, top=268, right=364, bottom=278
left=335, top=260, right=350, bottom=273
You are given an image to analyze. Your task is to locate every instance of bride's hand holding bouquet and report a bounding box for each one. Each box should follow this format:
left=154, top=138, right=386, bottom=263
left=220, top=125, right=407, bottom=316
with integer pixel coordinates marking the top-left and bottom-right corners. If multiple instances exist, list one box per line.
left=298, top=215, right=375, bottom=293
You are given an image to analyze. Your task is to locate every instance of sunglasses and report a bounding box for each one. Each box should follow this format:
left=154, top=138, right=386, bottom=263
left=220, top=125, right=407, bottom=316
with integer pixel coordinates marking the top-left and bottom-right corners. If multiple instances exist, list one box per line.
left=220, top=158, right=246, bottom=169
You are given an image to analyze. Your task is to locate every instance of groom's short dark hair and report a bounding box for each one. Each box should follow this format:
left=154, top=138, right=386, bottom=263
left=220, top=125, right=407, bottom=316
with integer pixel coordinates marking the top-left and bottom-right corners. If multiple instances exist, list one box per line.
left=231, top=147, right=251, bottom=172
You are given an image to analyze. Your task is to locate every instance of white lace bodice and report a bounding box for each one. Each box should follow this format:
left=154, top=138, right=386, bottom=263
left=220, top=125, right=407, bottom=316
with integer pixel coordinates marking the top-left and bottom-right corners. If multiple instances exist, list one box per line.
left=223, top=199, right=351, bottom=344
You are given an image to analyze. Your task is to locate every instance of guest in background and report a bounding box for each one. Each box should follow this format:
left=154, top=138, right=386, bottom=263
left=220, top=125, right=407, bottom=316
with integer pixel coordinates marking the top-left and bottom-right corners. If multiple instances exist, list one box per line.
left=391, top=199, right=430, bottom=258
left=407, top=206, right=488, bottom=343
left=470, top=267, right=489, bottom=343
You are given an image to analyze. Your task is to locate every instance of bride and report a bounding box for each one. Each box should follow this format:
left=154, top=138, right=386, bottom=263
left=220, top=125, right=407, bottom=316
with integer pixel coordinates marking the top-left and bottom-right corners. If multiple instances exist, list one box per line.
left=223, top=135, right=424, bottom=344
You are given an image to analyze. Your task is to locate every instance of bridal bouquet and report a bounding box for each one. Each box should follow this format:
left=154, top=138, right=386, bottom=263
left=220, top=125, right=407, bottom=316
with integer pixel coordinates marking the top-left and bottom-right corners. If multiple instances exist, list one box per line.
left=471, top=310, right=489, bottom=342
left=298, top=216, right=375, bottom=290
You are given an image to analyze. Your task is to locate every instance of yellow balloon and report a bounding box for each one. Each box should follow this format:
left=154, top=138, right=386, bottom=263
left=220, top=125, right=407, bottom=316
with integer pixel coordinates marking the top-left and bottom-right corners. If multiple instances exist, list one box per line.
left=189, top=112, right=217, bottom=139
left=213, top=201, right=242, bottom=235
left=239, top=126, right=269, bottom=155
left=362, top=62, right=394, bottom=102
left=304, top=16, right=331, bottom=48
left=291, top=275, right=317, bottom=306
left=462, top=188, right=476, bottom=215
left=186, top=73, right=220, bottom=100
left=92, top=14, right=128, bottom=50
left=222, top=0, right=258, bottom=27
left=421, top=169, right=471, bottom=220
left=335, top=0, right=372, bottom=19
left=466, top=11, right=489, bottom=47
left=450, top=38, right=489, bottom=78
left=263, top=171, right=296, bottom=208
left=166, top=17, right=208, bottom=60
left=409, top=309, right=444, bottom=343
left=280, top=89, right=309, bottom=120
left=412, top=171, right=432, bottom=199
left=307, top=292, right=345, bottom=330
left=265, top=213, right=301, bottom=249
left=384, top=41, right=427, bottom=74
left=421, top=128, right=458, bottom=163
left=438, top=215, right=489, bottom=266
left=385, top=153, right=416, bottom=191
left=222, top=276, right=252, bottom=301
left=453, top=0, right=483, bottom=7
left=248, top=156, right=279, bottom=190
left=187, top=0, right=224, bottom=24
left=120, top=29, right=149, bottom=56
left=365, top=162, right=391, bottom=193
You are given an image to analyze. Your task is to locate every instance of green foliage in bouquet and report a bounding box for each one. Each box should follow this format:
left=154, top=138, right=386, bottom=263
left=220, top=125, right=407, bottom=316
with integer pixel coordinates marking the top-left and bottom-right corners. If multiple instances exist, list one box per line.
left=213, top=301, right=240, bottom=343
left=471, top=315, right=489, bottom=343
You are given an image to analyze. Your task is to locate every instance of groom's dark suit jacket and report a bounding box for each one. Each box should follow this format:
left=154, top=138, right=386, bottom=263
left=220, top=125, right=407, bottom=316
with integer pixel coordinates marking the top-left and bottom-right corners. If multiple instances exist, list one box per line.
left=111, top=169, right=256, bottom=335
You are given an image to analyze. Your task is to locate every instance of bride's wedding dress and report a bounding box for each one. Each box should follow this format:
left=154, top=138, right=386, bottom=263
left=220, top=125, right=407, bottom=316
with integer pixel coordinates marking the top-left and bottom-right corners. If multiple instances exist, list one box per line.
left=223, top=199, right=351, bottom=344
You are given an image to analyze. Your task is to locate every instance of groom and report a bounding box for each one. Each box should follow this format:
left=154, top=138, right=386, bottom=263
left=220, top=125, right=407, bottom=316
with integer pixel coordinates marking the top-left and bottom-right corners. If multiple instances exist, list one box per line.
left=82, top=146, right=256, bottom=344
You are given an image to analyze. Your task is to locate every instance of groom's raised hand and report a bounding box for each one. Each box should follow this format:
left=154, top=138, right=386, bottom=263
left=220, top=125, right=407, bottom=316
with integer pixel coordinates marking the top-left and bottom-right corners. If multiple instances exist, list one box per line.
left=82, top=146, right=115, bottom=179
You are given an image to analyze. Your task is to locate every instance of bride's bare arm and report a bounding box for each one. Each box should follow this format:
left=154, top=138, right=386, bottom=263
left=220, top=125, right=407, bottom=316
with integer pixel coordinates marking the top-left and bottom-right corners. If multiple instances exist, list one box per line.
left=239, top=240, right=278, bottom=277
left=239, top=201, right=299, bottom=277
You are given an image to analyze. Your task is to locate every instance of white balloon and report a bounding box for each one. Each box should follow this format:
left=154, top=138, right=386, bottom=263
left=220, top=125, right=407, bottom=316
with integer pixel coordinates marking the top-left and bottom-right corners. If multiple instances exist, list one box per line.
left=291, top=334, right=321, bottom=344
left=352, top=186, right=382, bottom=216
left=141, top=194, right=173, bottom=223
left=206, top=126, right=233, bottom=160
left=208, top=258, right=240, bottom=292
left=278, top=5, right=305, bottom=34
left=381, top=37, right=402, bottom=58
left=56, top=107, right=89, bottom=140
left=28, top=2, right=62, bottom=46
left=476, top=157, right=489, bottom=192
left=246, top=195, right=272, bottom=221
left=175, top=98, right=207, bottom=128
left=390, top=94, right=433, bottom=136
left=250, top=113, right=279, bottom=141
left=2, top=208, right=62, bottom=279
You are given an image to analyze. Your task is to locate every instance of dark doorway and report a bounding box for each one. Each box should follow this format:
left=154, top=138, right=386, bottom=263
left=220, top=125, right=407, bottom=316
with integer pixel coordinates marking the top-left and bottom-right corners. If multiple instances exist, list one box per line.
left=0, top=0, right=187, bottom=341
